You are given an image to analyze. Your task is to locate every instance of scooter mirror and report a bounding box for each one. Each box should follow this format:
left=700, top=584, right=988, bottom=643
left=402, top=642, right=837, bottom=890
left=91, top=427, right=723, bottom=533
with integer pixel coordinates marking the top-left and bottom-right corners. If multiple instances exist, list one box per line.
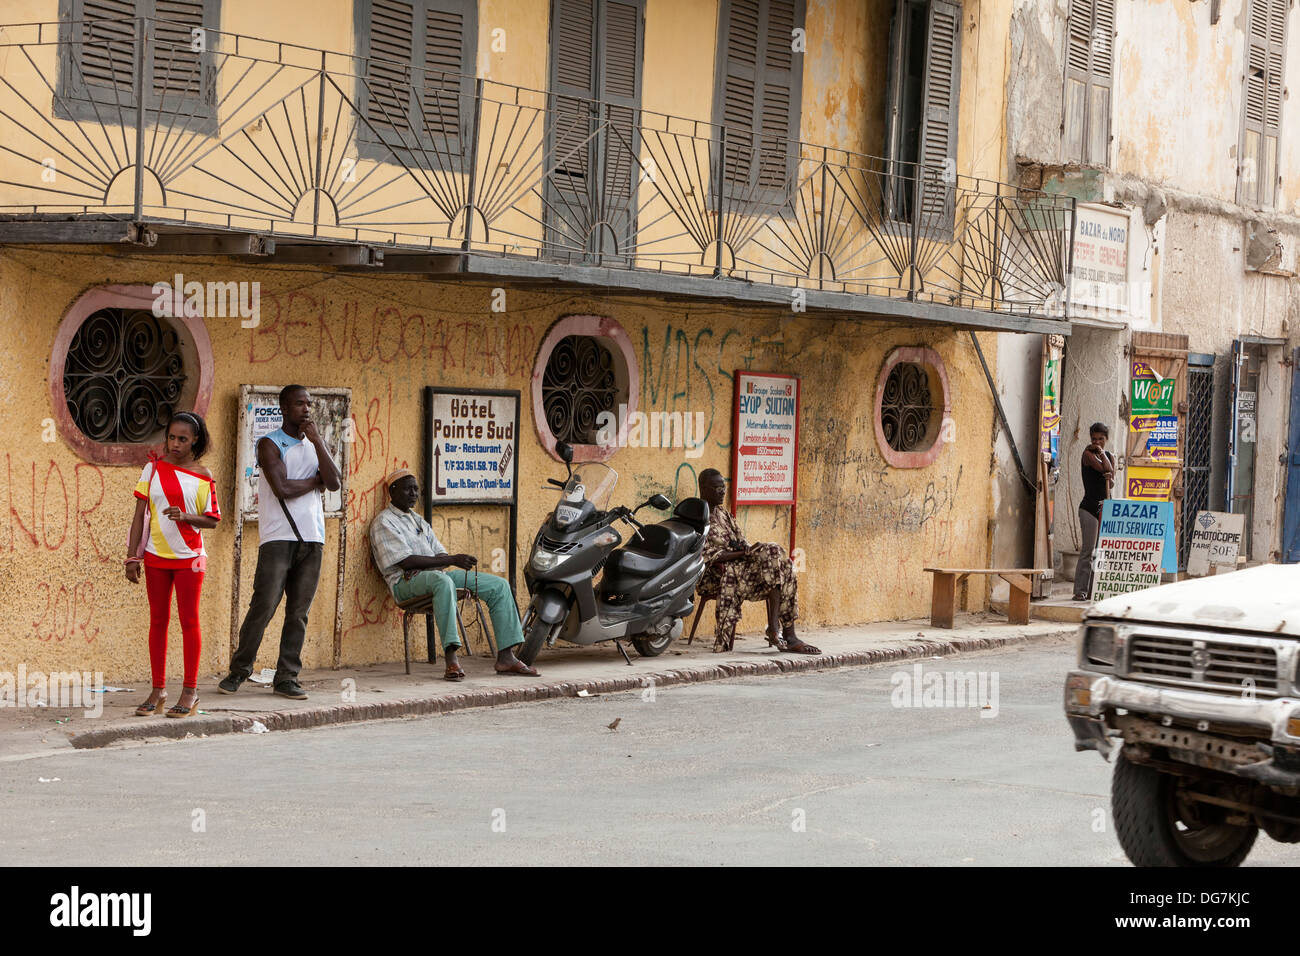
left=555, top=441, right=574, bottom=464
left=648, top=494, right=671, bottom=511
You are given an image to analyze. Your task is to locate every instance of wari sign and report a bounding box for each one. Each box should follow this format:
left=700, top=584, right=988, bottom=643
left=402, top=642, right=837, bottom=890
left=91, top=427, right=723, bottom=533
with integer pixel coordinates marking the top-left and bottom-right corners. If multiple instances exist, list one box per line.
left=1186, top=511, right=1245, bottom=577
left=425, top=390, right=519, bottom=503
left=1091, top=500, right=1172, bottom=601
left=732, top=371, right=800, bottom=506
left=1130, top=361, right=1175, bottom=420
left=236, top=385, right=350, bottom=519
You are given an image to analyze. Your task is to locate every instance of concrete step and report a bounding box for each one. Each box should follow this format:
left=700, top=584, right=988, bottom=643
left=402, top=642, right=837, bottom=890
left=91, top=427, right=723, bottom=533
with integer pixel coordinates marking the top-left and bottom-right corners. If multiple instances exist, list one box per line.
left=991, top=598, right=1085, bottom=624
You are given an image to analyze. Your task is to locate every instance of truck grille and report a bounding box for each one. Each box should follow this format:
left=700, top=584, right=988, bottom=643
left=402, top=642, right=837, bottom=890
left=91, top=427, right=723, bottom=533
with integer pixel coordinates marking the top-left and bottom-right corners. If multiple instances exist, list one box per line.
left=1127, top=636, right=1279, bottom=697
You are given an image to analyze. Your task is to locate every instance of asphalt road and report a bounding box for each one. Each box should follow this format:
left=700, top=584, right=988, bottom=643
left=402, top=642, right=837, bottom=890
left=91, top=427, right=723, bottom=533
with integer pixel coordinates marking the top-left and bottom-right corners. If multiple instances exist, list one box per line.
left=1, top=641, right=1295, bottom=865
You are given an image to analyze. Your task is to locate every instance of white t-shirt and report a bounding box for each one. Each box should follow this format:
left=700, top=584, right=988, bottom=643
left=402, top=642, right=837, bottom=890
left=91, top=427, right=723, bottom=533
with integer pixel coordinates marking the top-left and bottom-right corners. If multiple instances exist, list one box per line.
left=257, top=428, right=325, bottom=544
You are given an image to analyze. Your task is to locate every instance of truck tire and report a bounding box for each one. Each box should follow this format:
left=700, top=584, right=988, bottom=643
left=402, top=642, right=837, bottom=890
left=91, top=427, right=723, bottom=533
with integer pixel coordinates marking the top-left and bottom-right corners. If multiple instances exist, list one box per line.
left=518, top=616, right=551, bottom=667
left=1112, top=751, right=1257, bottom=867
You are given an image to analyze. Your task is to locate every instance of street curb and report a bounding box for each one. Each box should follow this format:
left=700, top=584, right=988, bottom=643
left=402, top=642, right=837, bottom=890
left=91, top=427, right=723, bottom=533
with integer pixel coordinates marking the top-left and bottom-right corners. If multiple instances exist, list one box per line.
left=69, top=628, right=1071, bottom=749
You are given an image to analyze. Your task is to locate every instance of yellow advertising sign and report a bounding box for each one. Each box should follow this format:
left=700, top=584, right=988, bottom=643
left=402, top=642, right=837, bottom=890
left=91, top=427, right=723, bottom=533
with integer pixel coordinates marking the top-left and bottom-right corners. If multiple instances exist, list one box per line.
left=1126, top=466, right=1173, bottom=502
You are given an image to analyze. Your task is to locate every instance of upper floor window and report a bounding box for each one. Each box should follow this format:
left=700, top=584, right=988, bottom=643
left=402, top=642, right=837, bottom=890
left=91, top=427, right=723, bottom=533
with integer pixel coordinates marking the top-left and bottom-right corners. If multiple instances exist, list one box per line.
left=883, top=0, right=961, bottom=229
left=1064, top=0, right=1114, bottom=167
left=1239, top=0, right=1288, bottom=207
left=56, top=0, right=220, bottom=133
left=545, top=0, right=645, bottom=262
left=357, top=0, right=478, bottom=165
left=712, top=0, right=805, bottom=204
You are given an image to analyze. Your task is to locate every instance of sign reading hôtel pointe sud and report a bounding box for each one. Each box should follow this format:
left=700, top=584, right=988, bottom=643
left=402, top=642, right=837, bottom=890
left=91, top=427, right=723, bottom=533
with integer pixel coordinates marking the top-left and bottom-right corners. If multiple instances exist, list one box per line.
left=426, top=389, right=519, bottom=503
left=732, top=372, right=800, bottom=506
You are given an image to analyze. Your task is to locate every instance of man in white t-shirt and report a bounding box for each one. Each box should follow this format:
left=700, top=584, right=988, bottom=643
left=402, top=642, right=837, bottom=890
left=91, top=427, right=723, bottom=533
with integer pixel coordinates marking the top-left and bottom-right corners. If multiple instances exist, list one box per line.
left=219, top=385, right=341, bottom=700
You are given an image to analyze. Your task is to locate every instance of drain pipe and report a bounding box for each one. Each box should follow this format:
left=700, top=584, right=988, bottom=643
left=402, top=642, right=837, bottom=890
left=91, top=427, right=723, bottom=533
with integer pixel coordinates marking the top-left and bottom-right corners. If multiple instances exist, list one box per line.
left=969, top=331, right=1038, bottom=495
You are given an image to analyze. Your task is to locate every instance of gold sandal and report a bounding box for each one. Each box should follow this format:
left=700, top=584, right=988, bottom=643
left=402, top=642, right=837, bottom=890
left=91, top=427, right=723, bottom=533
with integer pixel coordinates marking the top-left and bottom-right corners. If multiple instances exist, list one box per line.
left=134, top=691, right=166, bottom=717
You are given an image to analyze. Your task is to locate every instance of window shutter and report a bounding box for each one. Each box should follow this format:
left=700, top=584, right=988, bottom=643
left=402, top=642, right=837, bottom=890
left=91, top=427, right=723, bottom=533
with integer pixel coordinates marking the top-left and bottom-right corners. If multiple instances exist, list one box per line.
left=918, top=0, right=960, bottom=228
left=1241, top=0, right=1287, bottom=205
left=152, top=0, right=204, bottom=101
left=550, top=0, right=596, bottom=187
left=420, top=1, right=468, bottom=138
left=597, top=1, right=643, bottom=225
left=79, top=0, right=138, bottom=94
left=718, top=0, right=761, bottom=187
left=756, top=0, right=797, bottom=189
left=367, top=0, right=415, bottom=133
left=1085, top=0, right=1113, bottom=164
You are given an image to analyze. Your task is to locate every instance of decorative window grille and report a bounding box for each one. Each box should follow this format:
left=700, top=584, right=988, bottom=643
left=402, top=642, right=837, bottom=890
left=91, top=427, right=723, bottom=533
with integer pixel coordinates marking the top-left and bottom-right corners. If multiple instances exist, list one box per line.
left=541, top=335, right=619, bottom=445
left=62, top=308, right=187, bottom=443
left=880, top=361, right=935, bottom=452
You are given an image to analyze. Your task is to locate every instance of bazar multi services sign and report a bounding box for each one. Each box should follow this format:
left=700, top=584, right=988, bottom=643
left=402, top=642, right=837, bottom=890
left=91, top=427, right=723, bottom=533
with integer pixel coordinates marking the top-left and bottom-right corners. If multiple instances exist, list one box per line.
left=732, top=371, right=799, bottom=506
left=1091, top=500, right=1173, bottom=601
left=426, top=390, right=518, bottom=503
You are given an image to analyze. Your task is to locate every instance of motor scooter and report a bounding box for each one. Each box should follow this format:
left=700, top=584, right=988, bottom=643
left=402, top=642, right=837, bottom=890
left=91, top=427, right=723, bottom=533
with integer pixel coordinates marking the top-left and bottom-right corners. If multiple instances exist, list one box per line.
left=519, top=442, right=710, bottom=665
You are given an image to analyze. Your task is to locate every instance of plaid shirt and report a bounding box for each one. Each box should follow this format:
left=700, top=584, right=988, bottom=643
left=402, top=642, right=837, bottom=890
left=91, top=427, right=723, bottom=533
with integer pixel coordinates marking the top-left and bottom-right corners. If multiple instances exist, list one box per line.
left=369, top=504, right=447, bottom=592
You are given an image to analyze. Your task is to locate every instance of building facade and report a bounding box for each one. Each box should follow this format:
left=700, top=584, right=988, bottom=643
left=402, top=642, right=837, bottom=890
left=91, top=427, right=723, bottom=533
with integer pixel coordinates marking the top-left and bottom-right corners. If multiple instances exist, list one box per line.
left=0, top=0, right=1073, bottom=680
left=994, top=0, right=1300, bottom=584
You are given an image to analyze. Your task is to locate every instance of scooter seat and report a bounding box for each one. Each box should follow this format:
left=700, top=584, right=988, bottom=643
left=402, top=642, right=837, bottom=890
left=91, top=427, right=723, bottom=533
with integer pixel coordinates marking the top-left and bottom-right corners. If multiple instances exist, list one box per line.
left=606, top=525, right=677, bottom=577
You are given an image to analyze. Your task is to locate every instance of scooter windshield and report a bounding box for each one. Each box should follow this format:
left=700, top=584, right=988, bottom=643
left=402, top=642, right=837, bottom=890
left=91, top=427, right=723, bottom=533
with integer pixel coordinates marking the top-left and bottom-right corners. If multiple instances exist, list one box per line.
left=560, top=463, right=618, bottom=512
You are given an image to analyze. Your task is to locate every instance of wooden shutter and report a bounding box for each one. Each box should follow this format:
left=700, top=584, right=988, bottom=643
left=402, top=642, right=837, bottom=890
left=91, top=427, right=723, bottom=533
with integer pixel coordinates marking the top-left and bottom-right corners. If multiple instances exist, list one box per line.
left=716, top=0, right=803, bottom=193
left=420, top=0, right=471, bottom=139
left=1128, top=332, right=1190, bottom=554
left=79, top=0, right=137, bottom=94
left=1241, top=0, right=1287, bottom=206
left=152, top=0, right=204, bottom=101
left=551, top=0, right=596, bottom=191
left=918, top=0, right=960, bottom=228
left=597, top=0, right=643, bottom=239
left=1064, top=0, right=1113, bottom=166
left=368, top=0, right=415, bottom=133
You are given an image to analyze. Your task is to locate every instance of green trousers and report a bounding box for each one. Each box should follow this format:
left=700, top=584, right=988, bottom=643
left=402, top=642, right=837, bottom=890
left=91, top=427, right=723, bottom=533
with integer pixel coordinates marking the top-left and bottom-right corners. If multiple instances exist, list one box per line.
left=392, top=568, right=523, bottom=651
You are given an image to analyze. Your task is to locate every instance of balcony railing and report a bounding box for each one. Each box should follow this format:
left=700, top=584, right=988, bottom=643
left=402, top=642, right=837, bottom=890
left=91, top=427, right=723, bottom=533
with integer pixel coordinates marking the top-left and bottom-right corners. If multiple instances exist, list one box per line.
left=0, top=17, right=1075, bottom=319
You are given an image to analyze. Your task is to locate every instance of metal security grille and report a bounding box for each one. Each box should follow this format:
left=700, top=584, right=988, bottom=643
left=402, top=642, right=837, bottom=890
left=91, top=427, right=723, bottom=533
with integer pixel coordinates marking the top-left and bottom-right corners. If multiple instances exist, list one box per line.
left=1181, top=363, right=1214, bottom=565
left=63, top=308, right=187, bottom=443
left=541, top=335, right=619, bottom=445
left=881, top=362, right=934, bottom=451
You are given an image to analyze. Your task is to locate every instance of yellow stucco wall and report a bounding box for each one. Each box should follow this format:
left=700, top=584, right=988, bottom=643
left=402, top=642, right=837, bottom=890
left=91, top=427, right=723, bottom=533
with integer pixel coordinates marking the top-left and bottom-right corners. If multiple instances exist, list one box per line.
left=0, top=247, right=998, bottom=681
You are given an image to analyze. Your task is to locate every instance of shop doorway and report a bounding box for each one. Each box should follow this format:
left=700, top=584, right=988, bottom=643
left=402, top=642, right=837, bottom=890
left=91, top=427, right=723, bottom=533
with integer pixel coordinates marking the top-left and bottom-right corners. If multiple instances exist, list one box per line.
left=1227, top=340, right=1264, bottom=556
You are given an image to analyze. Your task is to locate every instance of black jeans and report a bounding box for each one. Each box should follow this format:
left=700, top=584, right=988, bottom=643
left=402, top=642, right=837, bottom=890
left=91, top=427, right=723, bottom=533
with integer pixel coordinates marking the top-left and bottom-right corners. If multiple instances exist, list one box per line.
left=230, top=541, right=324, bottom=684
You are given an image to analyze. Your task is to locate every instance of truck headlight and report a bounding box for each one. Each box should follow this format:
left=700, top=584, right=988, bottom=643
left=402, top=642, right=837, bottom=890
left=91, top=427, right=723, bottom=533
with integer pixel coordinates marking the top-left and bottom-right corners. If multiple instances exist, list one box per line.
left=1082, top=625, right=1116, bottom=667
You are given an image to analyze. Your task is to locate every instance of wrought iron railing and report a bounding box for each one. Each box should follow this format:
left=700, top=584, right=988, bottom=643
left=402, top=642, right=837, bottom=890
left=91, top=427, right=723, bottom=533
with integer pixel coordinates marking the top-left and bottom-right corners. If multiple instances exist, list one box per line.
left=0, top=16, right=1075, bottom=318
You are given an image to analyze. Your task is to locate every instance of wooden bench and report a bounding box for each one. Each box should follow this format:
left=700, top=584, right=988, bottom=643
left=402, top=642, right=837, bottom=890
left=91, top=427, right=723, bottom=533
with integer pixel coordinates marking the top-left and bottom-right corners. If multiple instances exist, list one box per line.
left=922, top=568, right=1049, bottom=628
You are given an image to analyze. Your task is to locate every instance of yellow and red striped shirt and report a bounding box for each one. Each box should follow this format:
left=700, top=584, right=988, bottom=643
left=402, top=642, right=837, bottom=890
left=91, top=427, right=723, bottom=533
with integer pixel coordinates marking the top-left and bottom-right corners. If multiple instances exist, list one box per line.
left=134, top=461, right=220, bottom=568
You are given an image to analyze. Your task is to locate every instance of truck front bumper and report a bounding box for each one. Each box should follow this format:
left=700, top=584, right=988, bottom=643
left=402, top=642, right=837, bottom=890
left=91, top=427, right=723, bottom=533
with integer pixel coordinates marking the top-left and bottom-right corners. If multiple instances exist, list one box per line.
left=1065, top=670, right=1300, bottom=786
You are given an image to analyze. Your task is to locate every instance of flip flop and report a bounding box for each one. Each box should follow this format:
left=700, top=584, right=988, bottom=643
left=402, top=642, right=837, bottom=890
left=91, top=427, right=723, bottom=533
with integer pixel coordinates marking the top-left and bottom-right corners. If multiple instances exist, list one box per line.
left=784, top=640, right=822, bottom=655
left=444, top=666, right=466, bottom=682
left=494, top=660, right=540, bottom=676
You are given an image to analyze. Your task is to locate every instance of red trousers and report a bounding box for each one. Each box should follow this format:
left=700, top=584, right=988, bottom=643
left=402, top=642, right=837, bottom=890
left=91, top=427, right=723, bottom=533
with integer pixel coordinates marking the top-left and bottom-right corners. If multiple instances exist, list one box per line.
left=144, top=564, right=204, bottom=689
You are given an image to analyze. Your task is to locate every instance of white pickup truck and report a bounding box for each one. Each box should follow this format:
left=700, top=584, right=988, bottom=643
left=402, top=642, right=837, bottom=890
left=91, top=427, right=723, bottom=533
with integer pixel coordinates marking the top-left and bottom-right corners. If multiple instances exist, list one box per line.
left=1065, top=563, right=1300, bottom=866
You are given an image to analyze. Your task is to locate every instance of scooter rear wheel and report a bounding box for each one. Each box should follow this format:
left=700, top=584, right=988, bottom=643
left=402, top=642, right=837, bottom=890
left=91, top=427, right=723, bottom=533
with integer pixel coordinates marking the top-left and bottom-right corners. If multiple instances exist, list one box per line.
left=519, top=615, right=551, bottom=666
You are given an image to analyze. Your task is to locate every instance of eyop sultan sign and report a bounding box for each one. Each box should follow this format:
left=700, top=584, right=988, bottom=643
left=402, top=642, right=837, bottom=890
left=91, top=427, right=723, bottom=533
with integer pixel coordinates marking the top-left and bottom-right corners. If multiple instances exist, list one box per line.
left=732, top=372, right=800, bottom=506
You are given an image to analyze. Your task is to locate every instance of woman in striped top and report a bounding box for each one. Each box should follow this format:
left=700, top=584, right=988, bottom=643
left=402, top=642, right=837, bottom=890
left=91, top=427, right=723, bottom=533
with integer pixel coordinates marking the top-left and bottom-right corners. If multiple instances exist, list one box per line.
left=126, top=412, right=221, bottom=718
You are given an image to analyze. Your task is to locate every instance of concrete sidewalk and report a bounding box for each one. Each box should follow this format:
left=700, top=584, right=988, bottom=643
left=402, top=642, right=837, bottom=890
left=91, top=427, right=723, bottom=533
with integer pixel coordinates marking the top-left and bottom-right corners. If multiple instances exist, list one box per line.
left=0, top=614, right=1075, bottom=758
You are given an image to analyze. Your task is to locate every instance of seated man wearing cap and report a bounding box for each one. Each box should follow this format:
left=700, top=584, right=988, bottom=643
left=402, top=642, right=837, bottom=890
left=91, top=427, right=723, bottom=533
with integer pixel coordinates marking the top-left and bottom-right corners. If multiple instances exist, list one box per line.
left=369, top=467, right=539, bottom=680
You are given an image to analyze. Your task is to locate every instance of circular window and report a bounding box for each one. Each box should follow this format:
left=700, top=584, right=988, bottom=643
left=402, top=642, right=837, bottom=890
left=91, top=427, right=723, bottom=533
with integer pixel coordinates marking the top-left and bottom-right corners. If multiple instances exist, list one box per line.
left=881, top=362, right=934, bottom=452
left=64, top=308, right=187, bottom=443
left=50, top=285, right=213, bottom=466
left=531, top=315, right=639, bottom=463
left=874, top=346, right=951, bottom=468
left=542, top=335, right=619, bottom=445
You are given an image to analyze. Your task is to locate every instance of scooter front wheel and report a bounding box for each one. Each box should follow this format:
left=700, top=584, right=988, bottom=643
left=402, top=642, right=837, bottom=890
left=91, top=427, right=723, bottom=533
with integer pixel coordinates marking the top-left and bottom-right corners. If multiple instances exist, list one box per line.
left=518, top=614, right=552, bottom=666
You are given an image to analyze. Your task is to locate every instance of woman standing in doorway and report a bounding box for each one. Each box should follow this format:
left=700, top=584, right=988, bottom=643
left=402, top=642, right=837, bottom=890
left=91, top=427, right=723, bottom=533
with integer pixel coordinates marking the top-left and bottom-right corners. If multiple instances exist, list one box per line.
left=1073, top=422, right=1116, bottom=601
left=126, top=412, right=221, bottom=717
